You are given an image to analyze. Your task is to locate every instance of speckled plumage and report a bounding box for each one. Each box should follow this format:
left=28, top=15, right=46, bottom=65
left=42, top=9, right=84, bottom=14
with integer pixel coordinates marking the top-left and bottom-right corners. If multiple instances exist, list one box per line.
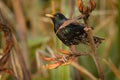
left=50, top=13, right=104, bottom=47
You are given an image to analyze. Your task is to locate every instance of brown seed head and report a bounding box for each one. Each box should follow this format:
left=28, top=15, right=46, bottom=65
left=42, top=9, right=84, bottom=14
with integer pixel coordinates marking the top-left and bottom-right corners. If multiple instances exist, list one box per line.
left=78, top=0, right=96, bottom=14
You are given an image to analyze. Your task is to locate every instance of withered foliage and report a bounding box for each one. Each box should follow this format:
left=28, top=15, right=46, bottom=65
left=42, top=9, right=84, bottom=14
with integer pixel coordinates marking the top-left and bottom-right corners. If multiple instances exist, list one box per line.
left=40, top=49, right=88, bottom=69
left=0, top=11, right=31, bottom=80
left=0, top=10, right=13, bottom=75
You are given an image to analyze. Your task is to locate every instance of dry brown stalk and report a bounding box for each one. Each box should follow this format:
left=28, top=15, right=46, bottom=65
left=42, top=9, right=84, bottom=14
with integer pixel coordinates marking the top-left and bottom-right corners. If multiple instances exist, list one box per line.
left=11, top=0, right=31, bottom=70
left=71, top=62, right=98, bottom=80
left=0, top=10, right=13, bottom=73
left=0, top=10, right=31, bottom=80
left=104, top=59, right=120, bottom=80
left=77, top=0, right=104, bottom=79
left=83, top=14, right=104, bottom=80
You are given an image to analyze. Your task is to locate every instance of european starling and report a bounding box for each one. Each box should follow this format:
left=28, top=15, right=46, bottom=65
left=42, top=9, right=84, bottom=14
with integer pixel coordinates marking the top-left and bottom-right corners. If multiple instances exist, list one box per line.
left=46, top=13, right=104, bottom=47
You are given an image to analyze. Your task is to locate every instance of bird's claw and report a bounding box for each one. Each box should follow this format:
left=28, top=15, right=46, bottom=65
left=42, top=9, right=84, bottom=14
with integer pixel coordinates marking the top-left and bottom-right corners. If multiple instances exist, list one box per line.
left=84, top=27, right=92, bottom=32
left=61, top=56, right=68, bottom=63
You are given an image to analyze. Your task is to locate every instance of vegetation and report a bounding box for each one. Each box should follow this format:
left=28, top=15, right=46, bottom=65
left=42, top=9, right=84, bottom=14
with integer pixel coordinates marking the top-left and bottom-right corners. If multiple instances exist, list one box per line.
left=0, top=0, right=119, bottom=80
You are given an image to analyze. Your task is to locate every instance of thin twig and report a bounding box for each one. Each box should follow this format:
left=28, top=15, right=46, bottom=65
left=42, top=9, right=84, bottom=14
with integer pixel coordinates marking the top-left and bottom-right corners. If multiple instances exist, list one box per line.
left=12, top=34, right=31, bottom=80
left=103, top=59, right=120, bottom=80
left=69, top=0, right=76, bottom=18
left=51, top=0, right=55, bottom=14
left=71, top=62, right=98, bottom=80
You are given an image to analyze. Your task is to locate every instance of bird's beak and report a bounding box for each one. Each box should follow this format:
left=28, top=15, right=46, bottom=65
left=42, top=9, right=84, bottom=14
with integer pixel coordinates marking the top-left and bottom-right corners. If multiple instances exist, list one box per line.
left=45, top=14, right=54, bottom=18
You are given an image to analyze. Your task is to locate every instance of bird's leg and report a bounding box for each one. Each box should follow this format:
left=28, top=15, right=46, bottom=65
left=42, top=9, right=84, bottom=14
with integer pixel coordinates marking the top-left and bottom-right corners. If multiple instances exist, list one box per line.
left=58, top=45, right=89, bottom=64
left=69, top=45, right=79, bottom=54
left=59, top=45, right=77, bottom=63
left=69, top=45, right=89, bottom=56
left=60, top=45, right=77, bottom=62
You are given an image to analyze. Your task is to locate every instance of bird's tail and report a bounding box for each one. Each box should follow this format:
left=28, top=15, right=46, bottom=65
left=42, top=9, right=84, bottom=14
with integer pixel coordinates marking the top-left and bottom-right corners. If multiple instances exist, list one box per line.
left=93, top=36, right=105, bottom=48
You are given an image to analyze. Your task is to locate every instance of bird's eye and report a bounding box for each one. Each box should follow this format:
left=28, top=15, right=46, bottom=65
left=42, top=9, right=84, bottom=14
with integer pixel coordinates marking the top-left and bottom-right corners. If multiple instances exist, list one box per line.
left=56, top=14, right=59, bottom=17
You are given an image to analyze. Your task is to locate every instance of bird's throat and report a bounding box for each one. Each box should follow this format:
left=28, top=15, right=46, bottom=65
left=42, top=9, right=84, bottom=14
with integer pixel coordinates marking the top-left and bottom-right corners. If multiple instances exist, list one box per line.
left=53, top=20, right=66, bottom=33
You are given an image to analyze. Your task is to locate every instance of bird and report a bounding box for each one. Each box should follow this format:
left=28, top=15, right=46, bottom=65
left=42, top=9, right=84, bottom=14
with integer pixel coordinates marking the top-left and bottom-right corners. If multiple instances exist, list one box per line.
left=46, top=13, right=104, bottom=48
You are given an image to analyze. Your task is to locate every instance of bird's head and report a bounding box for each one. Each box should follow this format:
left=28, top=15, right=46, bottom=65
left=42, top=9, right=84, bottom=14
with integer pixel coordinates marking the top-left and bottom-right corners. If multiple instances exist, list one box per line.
left=46, top=13, right=67, bottom=26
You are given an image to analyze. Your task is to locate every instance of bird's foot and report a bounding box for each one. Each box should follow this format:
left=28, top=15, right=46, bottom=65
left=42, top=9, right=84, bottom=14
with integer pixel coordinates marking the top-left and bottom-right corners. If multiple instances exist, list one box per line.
left=60, top=54, right=75, bottom=66
left=84, top=27, right=93, bottom=32
left=58, top=49, right=76, bottom=64
left=61, top=55, right=68, bottom=63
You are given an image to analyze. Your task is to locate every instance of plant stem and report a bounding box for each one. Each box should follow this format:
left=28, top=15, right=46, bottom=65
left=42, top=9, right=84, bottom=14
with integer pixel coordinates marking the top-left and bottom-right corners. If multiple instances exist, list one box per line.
left=83, top=15, right=104, bottom=80
left=11, top=0, right=31, bottom=70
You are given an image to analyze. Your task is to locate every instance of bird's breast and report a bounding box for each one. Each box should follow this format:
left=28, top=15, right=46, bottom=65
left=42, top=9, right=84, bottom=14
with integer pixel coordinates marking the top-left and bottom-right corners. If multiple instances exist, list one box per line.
left=55, top=25, right=87, bottom=46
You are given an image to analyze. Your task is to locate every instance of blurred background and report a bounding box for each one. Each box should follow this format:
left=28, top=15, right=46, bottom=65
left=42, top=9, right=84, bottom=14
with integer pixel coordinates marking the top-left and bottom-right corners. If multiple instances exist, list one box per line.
left=0, top=0, right=119, bottom=80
